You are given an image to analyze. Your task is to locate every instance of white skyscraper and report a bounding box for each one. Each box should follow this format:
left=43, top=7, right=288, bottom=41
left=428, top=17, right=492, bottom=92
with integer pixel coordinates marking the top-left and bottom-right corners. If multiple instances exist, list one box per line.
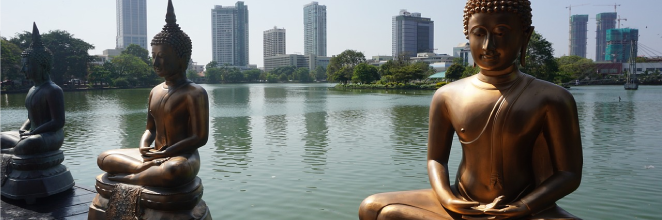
left=263, top=27, right=286, bottom=58
left=211, top=2, right=249, bottom=66
left=303, top=2, right=326, bottom=56
left=116, top=0, right=147, bottom=49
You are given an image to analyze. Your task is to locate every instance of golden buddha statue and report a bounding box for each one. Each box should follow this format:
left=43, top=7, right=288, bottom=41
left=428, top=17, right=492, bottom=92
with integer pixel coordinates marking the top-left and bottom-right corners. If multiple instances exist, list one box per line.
left=1, top=23, right=74, bottom=204
left=89, top=1, right=211, bottom=219
left=359, top=1, right=583, bottom=219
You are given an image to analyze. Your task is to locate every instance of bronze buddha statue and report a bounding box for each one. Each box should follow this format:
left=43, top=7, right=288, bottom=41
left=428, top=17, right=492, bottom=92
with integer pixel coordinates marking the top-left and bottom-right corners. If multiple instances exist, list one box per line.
left=359, top=0, right=583, bottom=219
left=1, top=23, right=74, bottom=204
left=89, top=1, right=211, bottom=219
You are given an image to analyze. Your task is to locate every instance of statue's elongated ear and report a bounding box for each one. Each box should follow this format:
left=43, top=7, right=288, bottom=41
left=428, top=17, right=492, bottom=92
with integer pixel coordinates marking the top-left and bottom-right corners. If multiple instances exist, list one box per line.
left=520, top=26, right=535, bottom=67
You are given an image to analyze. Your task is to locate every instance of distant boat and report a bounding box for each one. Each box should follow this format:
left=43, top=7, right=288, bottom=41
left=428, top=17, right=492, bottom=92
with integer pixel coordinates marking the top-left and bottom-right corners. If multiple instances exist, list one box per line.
left=624, top=40, right=638, bottom=90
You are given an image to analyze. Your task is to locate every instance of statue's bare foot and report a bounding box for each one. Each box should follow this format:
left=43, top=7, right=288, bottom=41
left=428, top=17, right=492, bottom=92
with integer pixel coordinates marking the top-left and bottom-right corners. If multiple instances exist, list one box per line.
left=107, top=173, right=136, bottom=183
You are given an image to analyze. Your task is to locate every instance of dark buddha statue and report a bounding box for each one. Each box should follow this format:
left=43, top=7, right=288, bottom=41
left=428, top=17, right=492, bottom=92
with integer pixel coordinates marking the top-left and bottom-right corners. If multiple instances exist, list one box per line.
left=88, top=1, right=211, bottom=219
left=0, top=23, right=74, bottom=204
left=359, top=0, right=583, bottom=219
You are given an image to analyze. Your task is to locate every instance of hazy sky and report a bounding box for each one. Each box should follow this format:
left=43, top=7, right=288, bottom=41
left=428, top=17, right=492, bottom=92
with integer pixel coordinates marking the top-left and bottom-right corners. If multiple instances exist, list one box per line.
left=2, top=0, right=661, bottom=68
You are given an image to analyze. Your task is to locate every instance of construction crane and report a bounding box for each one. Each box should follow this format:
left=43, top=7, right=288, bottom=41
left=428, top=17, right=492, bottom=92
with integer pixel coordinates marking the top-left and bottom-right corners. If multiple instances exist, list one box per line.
left=595, top=3, right=621, bottom=14
left=565, top=4, right=589, bottom=18
left=617, top=15, right=627, bottom=28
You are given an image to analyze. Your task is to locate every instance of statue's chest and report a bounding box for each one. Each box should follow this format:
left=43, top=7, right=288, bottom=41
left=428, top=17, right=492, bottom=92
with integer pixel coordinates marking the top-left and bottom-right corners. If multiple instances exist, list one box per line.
left=449, top=89, right=537, bottom=142
left=149, top=92, right=187, bottom=119
left=24, top=87, right=41, bottom=109
left=449, top=90, right=501, bottom=138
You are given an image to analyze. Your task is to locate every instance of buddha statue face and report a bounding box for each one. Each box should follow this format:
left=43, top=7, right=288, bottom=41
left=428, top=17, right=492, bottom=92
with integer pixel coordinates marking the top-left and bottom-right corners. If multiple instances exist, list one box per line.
left=468, top=13, right=532, bottom=73
left=20, top=23, right=52, bottom=82
left=150, top=0, right=192, bottom=80
left=21, top=57, right=43, bottom=81
left=464, top=0, right=533, bottom=75
left=152, top=44, right=186, bottom=79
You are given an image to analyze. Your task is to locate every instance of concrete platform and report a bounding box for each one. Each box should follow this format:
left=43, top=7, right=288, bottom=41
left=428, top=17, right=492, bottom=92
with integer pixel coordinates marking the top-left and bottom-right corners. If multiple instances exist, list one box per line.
left=1, top=185, right=96, bottom=220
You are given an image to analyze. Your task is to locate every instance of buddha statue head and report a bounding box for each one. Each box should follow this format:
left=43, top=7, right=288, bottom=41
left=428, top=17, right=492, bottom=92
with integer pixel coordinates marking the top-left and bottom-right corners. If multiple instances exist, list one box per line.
left=21, top=22, right=53, bottom=81
left=463, top=0, right=533, bottom=72
left=150, top=0, right=192, bottom=79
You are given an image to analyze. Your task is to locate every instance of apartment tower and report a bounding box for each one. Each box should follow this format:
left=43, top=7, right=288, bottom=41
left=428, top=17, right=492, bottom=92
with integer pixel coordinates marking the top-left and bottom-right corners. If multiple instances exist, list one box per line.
left=392, top=10, right=434, bottom=57
left=303, top=2, right=327, bottom=56
left=569, top=14, right=589, bottom=58
left=211, top=2, right=249, bottom=66
left=116, top=0, right=147, bottom=49
left=605, top=28, right=639, bottom=63
left=595, top=12, right=617, bottom=62
left=263, top=27, right=287, bottom=58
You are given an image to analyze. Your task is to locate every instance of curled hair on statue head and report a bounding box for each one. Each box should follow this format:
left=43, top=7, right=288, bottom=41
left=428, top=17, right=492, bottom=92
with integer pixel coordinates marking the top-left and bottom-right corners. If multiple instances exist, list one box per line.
left=21, top=22, right=53, bottom=78
left=150, top=0, right=192, bottom=64
left=462, top=0, right=533, bottom=39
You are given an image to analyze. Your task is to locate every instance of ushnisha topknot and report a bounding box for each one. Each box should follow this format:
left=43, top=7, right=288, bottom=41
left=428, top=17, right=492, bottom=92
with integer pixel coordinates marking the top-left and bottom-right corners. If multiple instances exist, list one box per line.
left=21, top=22, right=53, bottom=72
left=151, top=0, right=192, bottom=63
left=463, top=0, right=533, bottom=39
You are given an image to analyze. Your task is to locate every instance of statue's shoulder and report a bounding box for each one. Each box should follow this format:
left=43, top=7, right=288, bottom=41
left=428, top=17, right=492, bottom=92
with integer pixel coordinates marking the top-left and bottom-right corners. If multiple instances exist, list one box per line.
left=184, top=82, right=208, bottom=96
left=44, top=81, right=64, bottom=95
left=526, top=76, right=575, bottom=103
left=435, top=77, right=473, bottom=95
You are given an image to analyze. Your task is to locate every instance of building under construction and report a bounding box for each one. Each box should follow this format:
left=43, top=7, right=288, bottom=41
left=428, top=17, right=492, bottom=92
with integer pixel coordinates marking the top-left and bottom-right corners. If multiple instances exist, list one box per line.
left=569, top=14, right=589, bottom=58
left=595, top=12, right=617, bottom=62
left=605, top=28, right=639, bottom=63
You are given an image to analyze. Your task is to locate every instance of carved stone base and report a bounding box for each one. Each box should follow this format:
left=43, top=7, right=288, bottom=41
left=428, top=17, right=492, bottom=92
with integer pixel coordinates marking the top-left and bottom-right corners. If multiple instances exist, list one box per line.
left=89, top=173, right=211, bottom=219
left=88, top=197, right=211, bottom=220
left=1, top=151, right=74, bottom=204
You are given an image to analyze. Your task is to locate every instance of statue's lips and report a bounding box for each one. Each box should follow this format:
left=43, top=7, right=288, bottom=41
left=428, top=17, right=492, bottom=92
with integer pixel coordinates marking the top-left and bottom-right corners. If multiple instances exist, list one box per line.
left=480, top=54, right=499, bottom=61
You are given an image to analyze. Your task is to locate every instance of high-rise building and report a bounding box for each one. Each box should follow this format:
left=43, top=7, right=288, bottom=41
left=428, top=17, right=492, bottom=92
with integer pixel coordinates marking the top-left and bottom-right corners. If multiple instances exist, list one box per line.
left=595, top=12, right=617, bottom=62
left=116, top=0, right=147, bottom=49
left=303, top=2, right=327, bottom=56
left=392, top=10, right=434, bottom=58
left=605, top=28, right=639, bottom=63
left=453, top=43, right=474, bottom=66
left=211, top=2, right=249, bottom=67
left=263, top=27, right=286, bottom=58
left=569, top=14, right=589, bottom=58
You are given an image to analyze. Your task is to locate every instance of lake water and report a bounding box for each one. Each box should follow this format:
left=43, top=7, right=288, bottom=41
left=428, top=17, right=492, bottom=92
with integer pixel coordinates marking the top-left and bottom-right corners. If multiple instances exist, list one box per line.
left=1, top=84, right=661, bottom=219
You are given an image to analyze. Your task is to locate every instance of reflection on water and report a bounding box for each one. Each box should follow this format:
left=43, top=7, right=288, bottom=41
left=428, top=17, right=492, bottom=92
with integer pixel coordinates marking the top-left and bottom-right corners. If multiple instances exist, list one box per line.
left=302, top=88, right=329, bottom=174
left=1, top=85, right=661, bottom=219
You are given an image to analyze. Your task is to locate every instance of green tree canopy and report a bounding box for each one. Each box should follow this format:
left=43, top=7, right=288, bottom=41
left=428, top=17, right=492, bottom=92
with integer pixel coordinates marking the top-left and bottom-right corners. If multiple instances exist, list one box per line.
left=352, top=63, right=380, bottom=84
left=556, top=55, right=597, bottom=83
left=206, top=67, right=222, bottom=83
left=8, top=30, right=95, bottom=85
left=122, top=44, right=150, bottom=64
left=461, top=65, right=480, bottom=78
left=205, top=61, right=218, bottom=70
left=1, top=38, right=23, bottom=81
left=445, top=63, right=465, bottom=81
left=314, top=66, right=327, bottom=81
left=521, top=31, right=559, bottom=82
left=293, top=67, right=312, bottom=82
left=243, top=69, right=262, bottom=82
left=110, top=54, right=151, bottom=86
left=327, top=50, right=366, bottom=84
left=87, top=65, right=112, bottom=86
left=187, top=69, right=199, bottom=80
left=271, top=66, right=296, bottom=78
left=224, top=67, right=244, bottom=82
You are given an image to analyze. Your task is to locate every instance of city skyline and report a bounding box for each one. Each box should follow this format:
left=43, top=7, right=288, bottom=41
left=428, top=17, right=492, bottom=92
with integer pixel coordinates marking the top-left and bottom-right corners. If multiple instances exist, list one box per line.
left=2, top=0, right=662, bottom=68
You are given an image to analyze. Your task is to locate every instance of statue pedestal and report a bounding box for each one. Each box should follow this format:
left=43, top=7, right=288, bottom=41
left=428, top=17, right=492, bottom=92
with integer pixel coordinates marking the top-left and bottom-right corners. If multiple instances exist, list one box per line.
left=1, top=150, right=75, bottom=204
left=88, top=173, right=211, bottom=220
